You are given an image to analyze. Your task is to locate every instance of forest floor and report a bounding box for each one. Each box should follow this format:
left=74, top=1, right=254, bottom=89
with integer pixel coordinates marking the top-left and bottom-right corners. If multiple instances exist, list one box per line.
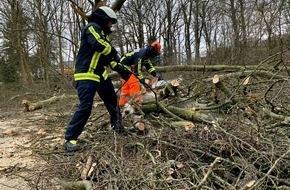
left=0, top=69, right=290, bottom=190
left=0, top=83, right=74, bottom=190
left=0, top=101, right=70, bottom=189
left=0, top=109, right=53, bottom=189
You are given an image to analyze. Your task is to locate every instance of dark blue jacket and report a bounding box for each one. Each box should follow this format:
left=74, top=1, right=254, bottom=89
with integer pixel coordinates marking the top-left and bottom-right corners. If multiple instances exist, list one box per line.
left=120, top=48, right=157, bottom=80
left=74, top=10, right=117, bottom=82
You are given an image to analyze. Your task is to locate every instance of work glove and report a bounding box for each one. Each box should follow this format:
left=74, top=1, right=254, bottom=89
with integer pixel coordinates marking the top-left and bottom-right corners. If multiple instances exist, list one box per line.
left=109, top=47, right=120, bottom=63
left=118, top=67, right=131, bottom=81
left=156, top=72, right=163, bottom=81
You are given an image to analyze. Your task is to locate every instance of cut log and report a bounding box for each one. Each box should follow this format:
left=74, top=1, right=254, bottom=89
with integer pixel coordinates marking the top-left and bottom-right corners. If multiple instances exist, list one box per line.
left=81, top=155, right=93, bottom=180
left=162, top=79, right=180, bottom=98
left=22, top=94, right=77, bottom=111
left=141, top=103, right=217, bottom=125
left=111, top=0, right=127, bottom=12
left=212, top=74, right=232, bottom=99
left=59, top=180, right=92, bottom=190
left=134, top=121, right=145, bottom=131
left=170, top=121, right=195, bottom=130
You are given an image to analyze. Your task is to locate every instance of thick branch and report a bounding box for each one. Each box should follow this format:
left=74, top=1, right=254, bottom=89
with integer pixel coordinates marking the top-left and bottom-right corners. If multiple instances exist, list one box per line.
left=22, top=94, right=77, bottom=111
left=59, top=180, right=92, bottom=190
left=111, top=0, right=127, bottom=12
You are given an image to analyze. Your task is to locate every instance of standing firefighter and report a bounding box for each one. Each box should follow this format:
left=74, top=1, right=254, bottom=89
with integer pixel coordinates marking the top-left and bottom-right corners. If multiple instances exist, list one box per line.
left=64, top=6, right=131, bottom=152
left=119, top=41, right=163, bottom=107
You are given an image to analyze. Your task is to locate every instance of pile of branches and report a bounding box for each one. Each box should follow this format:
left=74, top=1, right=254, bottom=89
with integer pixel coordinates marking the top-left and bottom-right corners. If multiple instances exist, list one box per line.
left=43, top=120, right=290, bottom=190
left=16, top=53, right=290, bottom=189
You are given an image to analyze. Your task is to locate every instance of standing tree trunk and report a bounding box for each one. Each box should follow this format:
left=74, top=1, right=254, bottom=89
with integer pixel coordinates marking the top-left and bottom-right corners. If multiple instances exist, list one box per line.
left=181, top=1, right=193, bottom=64
left=10, top=0, right=32, bottom=85
left=193, top=0, right=202, bottom=64
left=229, top=0, right=240, bottom=65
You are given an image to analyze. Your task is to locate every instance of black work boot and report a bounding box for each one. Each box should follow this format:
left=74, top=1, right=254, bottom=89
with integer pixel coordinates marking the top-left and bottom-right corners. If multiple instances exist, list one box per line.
left=111, top=118, right=126, bottom=134
left=112, top=121, right=126, bottom=134
left=65, top=140, right=80, bottom=152
left=112, top=125, right=125, bottom=134
left=111, top=107, right=127, bottom=134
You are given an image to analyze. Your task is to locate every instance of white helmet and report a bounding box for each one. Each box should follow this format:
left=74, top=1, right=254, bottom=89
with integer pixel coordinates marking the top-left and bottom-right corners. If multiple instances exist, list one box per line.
left=98, top=6, right=117, bottom=23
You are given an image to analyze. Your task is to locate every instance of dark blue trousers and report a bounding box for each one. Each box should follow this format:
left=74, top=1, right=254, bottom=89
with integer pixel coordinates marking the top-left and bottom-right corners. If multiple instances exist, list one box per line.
left=65, top=79, right=121, bottom=141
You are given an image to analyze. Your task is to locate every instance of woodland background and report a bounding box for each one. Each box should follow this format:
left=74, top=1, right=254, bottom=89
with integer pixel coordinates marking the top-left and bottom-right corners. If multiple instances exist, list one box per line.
left=0, top=0, right=290, bottom=190
left=0, top=0, right=290, bottom=84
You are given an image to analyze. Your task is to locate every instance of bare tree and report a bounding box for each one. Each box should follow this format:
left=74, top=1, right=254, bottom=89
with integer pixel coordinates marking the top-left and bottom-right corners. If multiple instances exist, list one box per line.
left=181, top=0, right=193, bottom=64
left=256, top=0, right=287, bottom=54
left=0, top=0, right=33, bottom=84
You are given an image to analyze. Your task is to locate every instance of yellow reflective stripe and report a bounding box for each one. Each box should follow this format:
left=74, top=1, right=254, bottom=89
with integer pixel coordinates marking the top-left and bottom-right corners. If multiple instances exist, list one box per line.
left=110, top=61, right=117, bottom=68
left=148, top=67, right=156, bottom=73
left=88, top=26, right=111, bottom=55
left=137, top=58, right=143, bottom=79
left=124, top=65, right=131, bottom=70
left=138, top=75, right=145, bottom=80
left=120, top=57, right=132, bottom=70
left=105, top=34, right=110, bottom=41
left=148, top=59, right=154, bottom=67
left=120, top=52, right=134, bottom=64
left=89, top=52, right=101, bottom=73
left=102, top=70, right=108, bottom=80
left=125, top=52, right=134, bottom=57
left=147, top=59, right=155, bottom=73
left=120, top=57, right=126, bottom=62
left=74, top=73, right=100, bottom=82
left=69, top=140, right=77, bottom=145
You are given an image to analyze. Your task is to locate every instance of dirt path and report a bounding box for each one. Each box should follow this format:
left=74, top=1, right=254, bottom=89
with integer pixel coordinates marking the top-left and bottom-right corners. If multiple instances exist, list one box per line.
left=0, top=110, right=63, bottom=190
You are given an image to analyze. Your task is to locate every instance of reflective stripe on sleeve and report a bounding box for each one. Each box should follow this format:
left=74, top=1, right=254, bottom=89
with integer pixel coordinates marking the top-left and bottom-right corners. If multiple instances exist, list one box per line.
left=89, top=52, right=101, bottom=73
left=137, top=58, right=144, bottom=79
left=88, top=26, right=111, bottom=55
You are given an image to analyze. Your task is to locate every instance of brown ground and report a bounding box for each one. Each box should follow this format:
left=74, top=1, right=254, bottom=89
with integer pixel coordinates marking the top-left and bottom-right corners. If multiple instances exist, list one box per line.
left=0, top=73, right=289, bottom=190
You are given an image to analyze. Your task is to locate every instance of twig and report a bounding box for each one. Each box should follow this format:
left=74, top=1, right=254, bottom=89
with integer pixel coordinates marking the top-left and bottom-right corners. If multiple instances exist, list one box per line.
left=263, top=108, right=290, bottom=123
left=135, top=142, right=157, bottom=166
left=212, top=173, right=236, bottom=190
left=196, top=157, right=221, bottom=190
left=249, top=148, right=290, bottom=190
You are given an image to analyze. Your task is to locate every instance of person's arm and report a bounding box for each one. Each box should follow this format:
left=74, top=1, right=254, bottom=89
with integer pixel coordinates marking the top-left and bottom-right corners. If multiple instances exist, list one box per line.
left=145, top=59, right=164, bottom=81
left=145, top=59, right=157, bottom=77
left=110, top=61, right=131, bottom=81
left=86, top=24, right=116, bottom=57
left=134, top=58, right=145, bottom=82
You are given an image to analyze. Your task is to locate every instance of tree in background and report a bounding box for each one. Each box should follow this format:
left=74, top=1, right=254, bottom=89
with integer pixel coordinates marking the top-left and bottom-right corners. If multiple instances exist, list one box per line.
left=0, top=0, right=290, bottom=85
left=1, top=0, right=33, bottom=85
left=0, top=46, right=19, bottom=83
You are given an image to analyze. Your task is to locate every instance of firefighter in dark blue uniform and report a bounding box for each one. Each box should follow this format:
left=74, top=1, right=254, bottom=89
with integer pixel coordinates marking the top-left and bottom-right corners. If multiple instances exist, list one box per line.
left=64, top=6, right=131, bottom=152
left=119, top=42, right=163, bottom=107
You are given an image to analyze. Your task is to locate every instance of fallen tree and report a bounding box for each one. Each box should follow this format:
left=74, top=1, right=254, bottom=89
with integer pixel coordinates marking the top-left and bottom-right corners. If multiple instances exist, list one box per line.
left=17, top=54, right=290, bottom=189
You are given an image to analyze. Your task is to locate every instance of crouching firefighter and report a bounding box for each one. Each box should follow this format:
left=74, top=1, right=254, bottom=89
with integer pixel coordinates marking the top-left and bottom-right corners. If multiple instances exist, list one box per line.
left=64, top=6, right=131, bottom=152
left=118, top=41, right=163, bottom=107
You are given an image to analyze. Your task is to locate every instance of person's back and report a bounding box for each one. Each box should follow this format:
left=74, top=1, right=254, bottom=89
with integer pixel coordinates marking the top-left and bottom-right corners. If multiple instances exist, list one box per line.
left=118, top=41, right=163, bottom=107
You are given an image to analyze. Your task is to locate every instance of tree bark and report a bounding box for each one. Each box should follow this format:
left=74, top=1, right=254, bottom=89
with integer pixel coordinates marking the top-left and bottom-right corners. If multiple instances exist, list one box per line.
left=59, top=180, right=92, bottom=190
left=22, top=94, right=77, bottom=111
left=141, top=103, right=216, bottom=125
